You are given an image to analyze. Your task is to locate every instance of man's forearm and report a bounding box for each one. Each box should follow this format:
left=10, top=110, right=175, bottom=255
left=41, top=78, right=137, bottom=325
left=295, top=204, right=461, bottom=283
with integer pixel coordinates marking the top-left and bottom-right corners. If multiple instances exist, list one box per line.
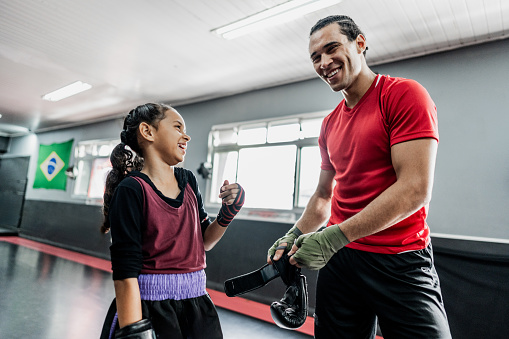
left=295, top=192, right=331, bottom=234
left=338, top=178, right=430, bottom=242
left=339, top=138, right=436, bottom=242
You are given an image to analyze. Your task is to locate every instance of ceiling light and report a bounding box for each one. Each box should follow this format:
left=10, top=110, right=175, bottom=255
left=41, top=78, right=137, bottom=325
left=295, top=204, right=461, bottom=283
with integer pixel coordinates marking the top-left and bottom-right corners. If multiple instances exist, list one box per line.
left=211, top=0, right=342, bottom=40
left=42, top=81, right=92, bottom=102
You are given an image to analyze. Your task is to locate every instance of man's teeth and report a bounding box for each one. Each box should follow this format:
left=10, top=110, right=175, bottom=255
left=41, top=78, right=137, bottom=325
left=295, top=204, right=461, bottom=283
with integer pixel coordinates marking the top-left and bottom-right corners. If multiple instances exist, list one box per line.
left=327, top=69, right=339, bottom=78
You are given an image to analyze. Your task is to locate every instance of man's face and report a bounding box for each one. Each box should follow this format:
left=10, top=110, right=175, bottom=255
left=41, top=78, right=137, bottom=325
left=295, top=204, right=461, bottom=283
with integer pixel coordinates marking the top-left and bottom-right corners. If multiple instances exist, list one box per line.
left=309, top=23, right=365, bottom=92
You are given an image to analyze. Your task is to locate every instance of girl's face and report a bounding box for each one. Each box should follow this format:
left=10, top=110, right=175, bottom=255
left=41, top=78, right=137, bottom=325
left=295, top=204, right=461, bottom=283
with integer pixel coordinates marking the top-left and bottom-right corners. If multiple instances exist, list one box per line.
left=152, top=109, right=191, bottom=166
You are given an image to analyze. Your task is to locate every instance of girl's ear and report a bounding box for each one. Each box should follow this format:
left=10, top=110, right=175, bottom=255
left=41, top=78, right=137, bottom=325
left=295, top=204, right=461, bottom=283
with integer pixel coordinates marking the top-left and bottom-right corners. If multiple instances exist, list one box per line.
left=138, top=122, right=155, bottom=142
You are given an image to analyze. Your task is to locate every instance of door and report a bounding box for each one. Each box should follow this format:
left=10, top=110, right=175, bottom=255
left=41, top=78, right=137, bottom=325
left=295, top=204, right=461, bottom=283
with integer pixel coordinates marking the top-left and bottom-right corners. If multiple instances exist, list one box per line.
left=0, top=157, right=29, bottom=229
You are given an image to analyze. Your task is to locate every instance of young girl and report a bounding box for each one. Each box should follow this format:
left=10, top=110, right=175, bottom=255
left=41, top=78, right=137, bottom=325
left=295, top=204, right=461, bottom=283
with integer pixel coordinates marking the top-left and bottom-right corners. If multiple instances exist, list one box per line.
left=99, top=103, right=245, bottom=339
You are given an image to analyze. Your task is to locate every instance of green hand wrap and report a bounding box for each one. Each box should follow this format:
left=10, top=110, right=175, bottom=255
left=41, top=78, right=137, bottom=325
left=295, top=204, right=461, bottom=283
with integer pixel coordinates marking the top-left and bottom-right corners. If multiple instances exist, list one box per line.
left=292, top=225, right=349, bottom=270
left=268, top=226, right=303, bottom=257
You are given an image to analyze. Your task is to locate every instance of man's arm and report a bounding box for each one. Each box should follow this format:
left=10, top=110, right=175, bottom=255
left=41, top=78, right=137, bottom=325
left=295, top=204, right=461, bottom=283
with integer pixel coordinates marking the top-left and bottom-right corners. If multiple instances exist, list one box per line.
left=269, top=169, right=335, bottom=262
left=339, top=138, right=437, bottom=241
left=289, top=138, right=437, bottom=266
left=294, top=169, right=335, bottom=234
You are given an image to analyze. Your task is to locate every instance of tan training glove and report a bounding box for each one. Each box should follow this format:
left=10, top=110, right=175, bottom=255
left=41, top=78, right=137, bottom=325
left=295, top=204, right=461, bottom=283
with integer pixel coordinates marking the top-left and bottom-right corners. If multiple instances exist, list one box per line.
left=268, top=226, right=303, bottom=257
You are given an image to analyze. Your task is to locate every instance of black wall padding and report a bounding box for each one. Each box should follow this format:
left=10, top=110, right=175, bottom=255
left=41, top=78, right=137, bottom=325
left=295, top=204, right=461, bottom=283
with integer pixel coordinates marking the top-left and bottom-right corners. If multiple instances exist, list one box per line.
left=433, top=242, right=509, bottom=339
left=0, top=136, right=10, bottom=153
left=19, top=200, right=110, bottom=259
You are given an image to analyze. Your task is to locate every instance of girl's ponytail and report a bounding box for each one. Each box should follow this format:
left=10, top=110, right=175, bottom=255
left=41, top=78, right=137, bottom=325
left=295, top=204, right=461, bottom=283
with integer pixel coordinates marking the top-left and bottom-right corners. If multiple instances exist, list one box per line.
left=101, top=142, right=142, bottom=233
left=100, top=103, right=169, bottom=233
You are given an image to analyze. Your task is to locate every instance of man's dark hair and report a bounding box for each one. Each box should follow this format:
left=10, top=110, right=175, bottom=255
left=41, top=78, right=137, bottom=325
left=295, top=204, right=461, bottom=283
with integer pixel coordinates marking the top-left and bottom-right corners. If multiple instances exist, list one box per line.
left=310, top=15, right=368, bottom=56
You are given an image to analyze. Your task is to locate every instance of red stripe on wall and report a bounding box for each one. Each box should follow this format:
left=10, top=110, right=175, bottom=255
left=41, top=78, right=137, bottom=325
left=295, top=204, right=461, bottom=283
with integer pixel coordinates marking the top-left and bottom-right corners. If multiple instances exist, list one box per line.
left=0, top=236, right=383, bottom=338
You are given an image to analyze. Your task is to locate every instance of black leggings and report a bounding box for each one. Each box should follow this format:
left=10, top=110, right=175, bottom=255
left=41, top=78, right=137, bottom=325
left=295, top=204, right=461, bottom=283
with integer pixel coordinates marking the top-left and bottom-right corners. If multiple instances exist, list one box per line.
left=314, top=245, right=451, bottom=339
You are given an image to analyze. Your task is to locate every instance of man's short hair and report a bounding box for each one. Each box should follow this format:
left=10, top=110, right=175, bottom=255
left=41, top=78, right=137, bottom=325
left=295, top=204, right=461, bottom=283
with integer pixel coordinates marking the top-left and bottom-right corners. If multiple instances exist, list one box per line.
left=310, top=15, right=368, bottom=56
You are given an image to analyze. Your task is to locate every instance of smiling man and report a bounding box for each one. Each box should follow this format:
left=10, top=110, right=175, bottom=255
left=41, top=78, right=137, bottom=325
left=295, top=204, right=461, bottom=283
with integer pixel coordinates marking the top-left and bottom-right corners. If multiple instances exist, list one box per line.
left=268, top=15, right=451, bottom=338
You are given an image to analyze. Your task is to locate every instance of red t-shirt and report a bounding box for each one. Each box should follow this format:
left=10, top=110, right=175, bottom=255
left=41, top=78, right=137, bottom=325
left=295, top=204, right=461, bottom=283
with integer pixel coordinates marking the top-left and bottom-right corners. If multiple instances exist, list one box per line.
left=319, top=74, right=438, bottom=254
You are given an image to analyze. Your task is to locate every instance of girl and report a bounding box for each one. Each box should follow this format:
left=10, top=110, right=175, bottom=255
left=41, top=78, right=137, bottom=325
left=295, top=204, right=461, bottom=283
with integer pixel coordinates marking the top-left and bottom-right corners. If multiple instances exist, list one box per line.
left=100, top=103, right=245, bottom=339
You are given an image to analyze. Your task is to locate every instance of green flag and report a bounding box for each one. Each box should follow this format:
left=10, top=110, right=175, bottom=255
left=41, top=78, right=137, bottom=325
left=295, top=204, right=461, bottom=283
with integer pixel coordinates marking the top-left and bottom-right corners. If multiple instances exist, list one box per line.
left=33, top=139, right=74, bottom=190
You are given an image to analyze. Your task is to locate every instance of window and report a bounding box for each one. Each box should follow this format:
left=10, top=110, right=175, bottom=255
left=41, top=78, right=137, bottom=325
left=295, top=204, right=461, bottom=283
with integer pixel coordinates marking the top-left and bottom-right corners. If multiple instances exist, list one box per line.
left=72, top=139, right=118, bottom=203
left=207, top=111, right=328, bottom=216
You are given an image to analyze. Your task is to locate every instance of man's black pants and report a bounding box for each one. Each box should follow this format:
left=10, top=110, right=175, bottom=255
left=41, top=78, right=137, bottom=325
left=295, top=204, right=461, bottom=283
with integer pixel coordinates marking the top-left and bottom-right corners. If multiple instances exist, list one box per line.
left=314, top=245, right=451, bottom=339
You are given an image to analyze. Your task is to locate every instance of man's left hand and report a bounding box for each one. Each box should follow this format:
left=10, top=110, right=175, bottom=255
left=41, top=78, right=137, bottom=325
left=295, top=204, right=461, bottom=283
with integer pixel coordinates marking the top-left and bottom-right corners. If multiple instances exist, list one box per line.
left=288, top=225, right=350, bottom=270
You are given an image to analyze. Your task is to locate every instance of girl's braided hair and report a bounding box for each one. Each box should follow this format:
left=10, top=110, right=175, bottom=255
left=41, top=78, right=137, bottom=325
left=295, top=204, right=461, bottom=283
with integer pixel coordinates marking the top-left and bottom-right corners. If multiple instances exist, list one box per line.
left=100, top=103, right=171, bottom=233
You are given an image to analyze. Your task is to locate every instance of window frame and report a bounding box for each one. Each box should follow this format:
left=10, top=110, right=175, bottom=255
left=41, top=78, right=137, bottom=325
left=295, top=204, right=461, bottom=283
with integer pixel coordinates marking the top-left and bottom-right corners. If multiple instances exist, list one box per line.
left=205, top=110, right=329, bottom=223
left=71, top=138, right=119, bottom=205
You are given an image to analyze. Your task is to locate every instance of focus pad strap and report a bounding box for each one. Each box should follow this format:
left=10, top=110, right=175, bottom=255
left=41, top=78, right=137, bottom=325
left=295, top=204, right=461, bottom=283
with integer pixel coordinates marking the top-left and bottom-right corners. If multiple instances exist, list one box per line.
left=224, top=264, right=280, bottom=297
left=271, top=251, right=300, bottom=286
left=270, top=274, right=308, bottom=330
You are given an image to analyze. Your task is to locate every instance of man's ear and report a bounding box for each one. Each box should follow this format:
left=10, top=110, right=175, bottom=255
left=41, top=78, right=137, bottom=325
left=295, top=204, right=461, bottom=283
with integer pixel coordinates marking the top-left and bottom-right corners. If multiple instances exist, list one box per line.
left=356, top=34, right=367, bottom=54
left=138, top=122, right=155, bottom=142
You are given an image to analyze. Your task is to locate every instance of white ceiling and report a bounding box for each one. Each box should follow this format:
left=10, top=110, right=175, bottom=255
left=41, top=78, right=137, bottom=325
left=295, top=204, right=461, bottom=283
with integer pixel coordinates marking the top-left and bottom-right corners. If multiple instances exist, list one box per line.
left=0, top=0, right=508, bottom=136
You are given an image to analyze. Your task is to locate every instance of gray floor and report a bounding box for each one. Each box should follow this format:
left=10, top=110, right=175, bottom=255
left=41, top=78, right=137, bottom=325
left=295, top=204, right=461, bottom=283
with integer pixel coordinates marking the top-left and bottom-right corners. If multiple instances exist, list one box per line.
left=218, top=307, right=311, bottom=338
left=0, top=238, right=311, bottom=338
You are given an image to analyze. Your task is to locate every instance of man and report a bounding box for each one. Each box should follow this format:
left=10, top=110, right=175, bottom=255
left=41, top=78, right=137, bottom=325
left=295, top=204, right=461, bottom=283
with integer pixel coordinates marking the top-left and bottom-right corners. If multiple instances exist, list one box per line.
left=268, top=15, right=451, bottom=338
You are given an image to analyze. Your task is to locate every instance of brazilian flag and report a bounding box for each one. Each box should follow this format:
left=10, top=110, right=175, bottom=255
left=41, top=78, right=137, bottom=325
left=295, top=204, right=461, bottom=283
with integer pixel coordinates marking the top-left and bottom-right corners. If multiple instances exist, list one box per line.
left=33, top=139, right=74, bottom=190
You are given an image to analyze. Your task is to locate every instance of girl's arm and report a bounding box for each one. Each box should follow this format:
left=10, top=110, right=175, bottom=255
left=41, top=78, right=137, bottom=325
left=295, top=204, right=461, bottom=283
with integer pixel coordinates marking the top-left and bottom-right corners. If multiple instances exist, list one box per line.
left=203, top=219, right=228, bottom=251
left=203, top=180, right=245, bottom=251
left=114, top=278, right=143, bottom=328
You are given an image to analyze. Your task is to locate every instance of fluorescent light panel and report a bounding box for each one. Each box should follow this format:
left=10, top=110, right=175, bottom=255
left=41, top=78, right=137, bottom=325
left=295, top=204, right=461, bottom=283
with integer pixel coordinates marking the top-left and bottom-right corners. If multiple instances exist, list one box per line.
left=42, top=81, right=92, bottom=102
left=212, top=0, right=342, bottom=40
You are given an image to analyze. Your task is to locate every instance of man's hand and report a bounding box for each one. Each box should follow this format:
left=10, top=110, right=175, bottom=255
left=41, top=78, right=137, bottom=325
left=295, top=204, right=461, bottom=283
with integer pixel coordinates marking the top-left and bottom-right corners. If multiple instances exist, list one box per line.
left=267, top=226, right=303, bottom=264
left=288, top=225, right=349, bottom=270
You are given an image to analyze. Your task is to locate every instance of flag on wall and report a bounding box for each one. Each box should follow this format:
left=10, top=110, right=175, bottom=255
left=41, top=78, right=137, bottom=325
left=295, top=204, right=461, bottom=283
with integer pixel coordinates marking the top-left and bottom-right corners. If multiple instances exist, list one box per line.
left=33, top=139, right=74, bottom=190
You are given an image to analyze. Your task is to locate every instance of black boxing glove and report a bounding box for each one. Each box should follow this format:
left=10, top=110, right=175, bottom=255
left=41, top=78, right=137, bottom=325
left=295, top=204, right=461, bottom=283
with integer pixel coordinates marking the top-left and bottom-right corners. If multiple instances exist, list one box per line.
left=270, top=274, right=308, bottom=330
left=271, top=250, right=299, bottom=286
left=269, top=253, right=308, bottom=330
left=115, top=319, right=156, bottom=339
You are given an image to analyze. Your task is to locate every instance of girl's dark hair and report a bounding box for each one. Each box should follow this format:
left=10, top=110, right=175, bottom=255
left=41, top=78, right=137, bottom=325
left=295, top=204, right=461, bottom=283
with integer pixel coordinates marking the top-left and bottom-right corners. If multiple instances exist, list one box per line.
left=310, top=15, right=368, bottom=56
left=100, top=103, right=171, bottom=233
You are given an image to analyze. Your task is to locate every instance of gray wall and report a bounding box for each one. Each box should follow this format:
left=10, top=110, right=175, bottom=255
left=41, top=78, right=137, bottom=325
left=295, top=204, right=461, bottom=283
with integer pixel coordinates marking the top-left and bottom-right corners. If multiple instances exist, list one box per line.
left=9, top=118, right=124, bottom=203
left=373, top=42, right=509, bottom=241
